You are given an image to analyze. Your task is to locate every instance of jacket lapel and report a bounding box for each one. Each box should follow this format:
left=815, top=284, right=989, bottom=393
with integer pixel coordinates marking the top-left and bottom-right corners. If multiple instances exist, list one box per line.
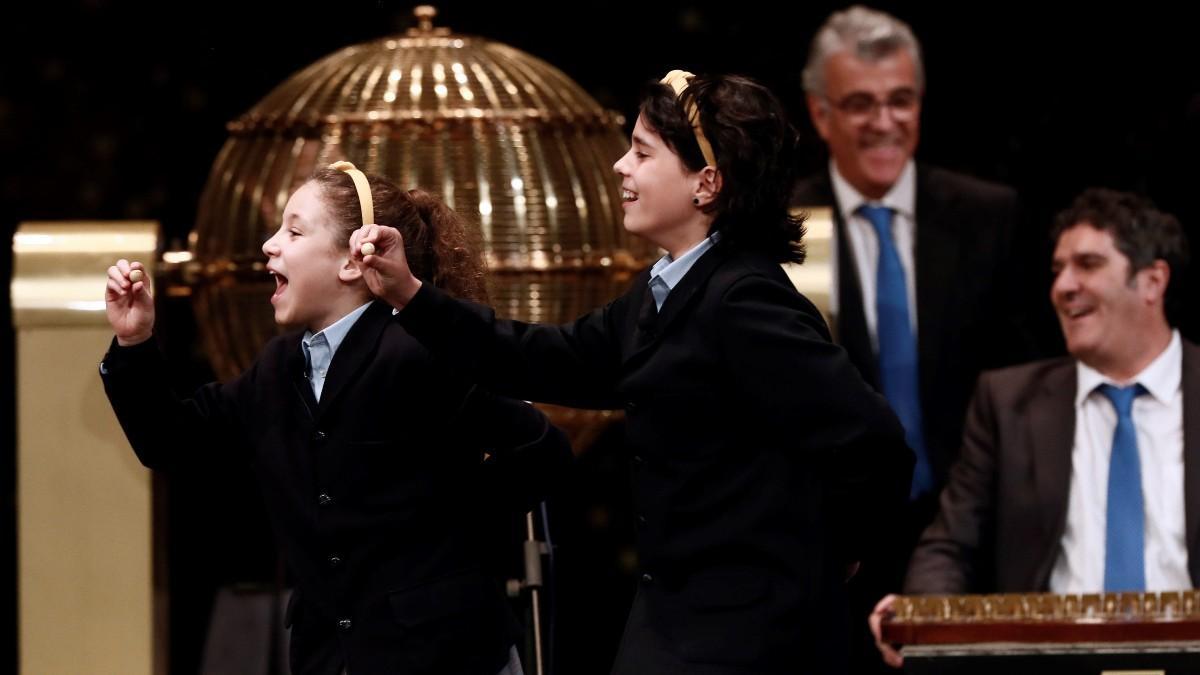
left=315, top=300, right=392, bottom=418
left=285, top=334, right=319, bottom=419
left=623, top=242, right=729, bottom=366
left=632, top=284, right=658, bottom=349
left=913, top=165, right=959, bottom=432
left=817, top=173, right=877, bottom=388
left=1028, top=361, right=1077, bottom=589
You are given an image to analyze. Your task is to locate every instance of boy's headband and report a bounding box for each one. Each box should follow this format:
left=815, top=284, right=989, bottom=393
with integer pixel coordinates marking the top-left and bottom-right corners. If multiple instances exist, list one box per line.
left=659, top=69, right=717, bottom=167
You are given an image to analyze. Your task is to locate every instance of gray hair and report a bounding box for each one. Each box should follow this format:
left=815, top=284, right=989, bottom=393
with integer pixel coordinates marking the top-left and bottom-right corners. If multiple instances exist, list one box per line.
left=802, top=5, right=925, bottom=97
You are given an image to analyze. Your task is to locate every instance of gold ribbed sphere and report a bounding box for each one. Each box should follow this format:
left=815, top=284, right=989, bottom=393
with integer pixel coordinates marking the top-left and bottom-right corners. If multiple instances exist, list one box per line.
left=188, top=6, right=652, bottom=380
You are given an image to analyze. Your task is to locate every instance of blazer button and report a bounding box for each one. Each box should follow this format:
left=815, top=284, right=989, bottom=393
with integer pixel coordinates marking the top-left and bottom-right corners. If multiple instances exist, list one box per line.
left=625, top=401, right=638, bottom=412
left=337, top=618, right=352, bottom=631
left=312, top=430, right=327, bottom=442
left=641, top=573, right=654, bottom=584
left=632, top=455, right=644, bottom=466
left=328, top=554, right=342, bottom=568
left=636, top=514, right=647, bottom=525
left=317, top=492, right=333, bottom=507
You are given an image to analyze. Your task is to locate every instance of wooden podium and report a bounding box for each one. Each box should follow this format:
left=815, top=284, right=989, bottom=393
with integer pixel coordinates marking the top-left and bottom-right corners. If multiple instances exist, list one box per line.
left=882, top=592, right=1200, bottom=674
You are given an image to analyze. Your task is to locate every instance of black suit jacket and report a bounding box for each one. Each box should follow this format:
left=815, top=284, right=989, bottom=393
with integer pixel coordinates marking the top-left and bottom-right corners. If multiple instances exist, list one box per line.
left=905, top=339, right=1200, bottom=593
left=792, top=165, right=1025, bottom=486
left=101, top=300, right=572, bottom=675
left=397, top=242, right=912, bottom=672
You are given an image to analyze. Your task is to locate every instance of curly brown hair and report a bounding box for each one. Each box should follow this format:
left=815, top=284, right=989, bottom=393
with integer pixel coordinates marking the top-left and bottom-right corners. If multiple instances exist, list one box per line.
left=309, top=167, right=489, bottom=304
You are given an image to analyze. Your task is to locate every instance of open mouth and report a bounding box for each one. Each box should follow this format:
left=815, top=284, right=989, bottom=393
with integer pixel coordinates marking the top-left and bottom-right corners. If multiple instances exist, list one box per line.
left=269, top=270, right=289, bottom=301
left=622, top=189, right=638, bottom=203
left=1061, top=306, right=1095, bottom=320
left=862, top=144, right=905, bottom=161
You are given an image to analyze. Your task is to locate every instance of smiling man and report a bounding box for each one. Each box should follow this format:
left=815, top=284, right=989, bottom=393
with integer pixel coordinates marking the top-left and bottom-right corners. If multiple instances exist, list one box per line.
left=794, top=4, right=1026, bottom=524
left=869, top=188, right=1198, bottom=666
left=792, top=8, right=1029, bottom=672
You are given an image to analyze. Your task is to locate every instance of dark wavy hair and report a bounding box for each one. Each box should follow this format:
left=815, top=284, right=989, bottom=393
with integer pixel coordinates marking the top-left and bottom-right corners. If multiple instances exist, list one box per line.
left=309, top=167, right=488, bottom=303
left=639, top=73, right=806, bottom=264
left=1052, top=187, right=1190, bottom=326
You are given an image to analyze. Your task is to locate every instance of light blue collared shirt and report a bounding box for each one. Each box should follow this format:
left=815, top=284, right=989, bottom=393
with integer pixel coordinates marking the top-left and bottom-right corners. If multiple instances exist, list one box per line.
left=648, top=233, right=720, bottom=311
left=301, top=301, right=372, bottom=401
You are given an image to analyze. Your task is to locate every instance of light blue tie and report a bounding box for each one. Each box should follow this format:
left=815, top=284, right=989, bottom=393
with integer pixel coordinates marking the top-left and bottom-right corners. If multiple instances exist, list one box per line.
left=1098, top=383, right=1146, bottom=591
left=859, top=205, right=933, bottom=499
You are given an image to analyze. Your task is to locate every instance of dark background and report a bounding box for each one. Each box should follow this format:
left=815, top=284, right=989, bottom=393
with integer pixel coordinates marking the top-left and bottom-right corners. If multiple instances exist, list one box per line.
left=3, top=1, right=1198, bottom=672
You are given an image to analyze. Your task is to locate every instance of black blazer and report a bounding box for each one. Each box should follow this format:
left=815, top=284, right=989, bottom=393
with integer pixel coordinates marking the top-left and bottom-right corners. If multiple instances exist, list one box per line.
left=397, top=242, right=912, bottom=672
left=101, top=300, right=572, bottom=675
left=906, top=340, right=1200, bottom=593
left=792, top=165, right=1026, bottom=486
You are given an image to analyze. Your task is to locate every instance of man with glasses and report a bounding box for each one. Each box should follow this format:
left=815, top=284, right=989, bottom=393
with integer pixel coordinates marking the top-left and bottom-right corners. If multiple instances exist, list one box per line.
left=792, top=6, right=1027, bottom=672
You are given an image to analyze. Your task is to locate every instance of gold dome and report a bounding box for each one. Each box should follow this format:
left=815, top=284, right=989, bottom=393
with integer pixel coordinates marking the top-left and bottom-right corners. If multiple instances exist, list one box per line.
left=187, top=6, right=653, bottom=380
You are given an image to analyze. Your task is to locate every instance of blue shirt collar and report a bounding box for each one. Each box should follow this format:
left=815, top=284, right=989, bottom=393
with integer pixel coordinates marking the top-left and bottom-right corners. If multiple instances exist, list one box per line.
left=648, top=232, right=720, bottom=310
left=302, top=301, right=373, bottom=367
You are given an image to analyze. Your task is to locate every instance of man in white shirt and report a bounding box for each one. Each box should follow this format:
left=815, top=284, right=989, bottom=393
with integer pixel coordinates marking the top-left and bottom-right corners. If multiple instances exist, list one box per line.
left=794, top=6, right=1029, bottom=511
left=871, top=187, right=1195, bottom=667
left=793, top=8, right=1032, bottom=671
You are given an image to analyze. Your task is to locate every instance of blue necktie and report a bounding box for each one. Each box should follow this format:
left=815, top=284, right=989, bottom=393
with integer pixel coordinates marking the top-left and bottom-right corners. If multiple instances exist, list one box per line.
left=859, top=205, right=933, bottom=499
left=1098, top=383, right=1146, bottom=591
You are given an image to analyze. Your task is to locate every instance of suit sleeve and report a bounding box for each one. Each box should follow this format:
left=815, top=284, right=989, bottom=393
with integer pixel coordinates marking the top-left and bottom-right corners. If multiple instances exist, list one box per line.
left=100, top=337, right=251, bottom=472
left=458, top=387, right=575, bottom=513
left=715, top=272, right=914, bottom=565
left=396, top=283, right=627, bottom=409
left=904, top=371, right=1000, bottom=594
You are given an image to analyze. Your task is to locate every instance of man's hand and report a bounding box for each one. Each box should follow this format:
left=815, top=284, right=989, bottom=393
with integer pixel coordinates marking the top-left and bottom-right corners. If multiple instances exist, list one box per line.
left=869, top=593, right=904, bottom=668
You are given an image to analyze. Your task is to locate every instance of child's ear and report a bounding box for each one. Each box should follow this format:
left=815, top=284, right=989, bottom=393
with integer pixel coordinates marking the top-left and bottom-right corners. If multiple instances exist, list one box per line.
left=338, top=256, right=363, bottom=283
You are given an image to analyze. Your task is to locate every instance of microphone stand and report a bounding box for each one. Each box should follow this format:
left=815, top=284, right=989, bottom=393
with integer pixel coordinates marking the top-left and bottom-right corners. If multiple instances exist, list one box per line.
left=508, top=504, right=552, bottom=675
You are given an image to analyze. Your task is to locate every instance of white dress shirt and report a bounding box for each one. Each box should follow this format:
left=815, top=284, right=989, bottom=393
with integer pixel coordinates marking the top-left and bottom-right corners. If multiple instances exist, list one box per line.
left=1050, top=330, right=1191, bottom=592
left=828, top=160, right=919, bottom=352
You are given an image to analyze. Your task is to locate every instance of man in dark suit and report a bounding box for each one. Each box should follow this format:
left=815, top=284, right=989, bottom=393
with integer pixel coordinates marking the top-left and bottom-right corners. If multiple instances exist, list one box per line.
left=871, top=188, right=1195, bottom=667
left=793, top=8, right=1028, bottom=671
left=794, top=5, right=1025, bottom=517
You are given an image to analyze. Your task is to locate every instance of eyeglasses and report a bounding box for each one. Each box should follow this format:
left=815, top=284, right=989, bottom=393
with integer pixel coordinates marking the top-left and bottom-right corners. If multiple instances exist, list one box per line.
left=827, top=87, right=920, bottom=123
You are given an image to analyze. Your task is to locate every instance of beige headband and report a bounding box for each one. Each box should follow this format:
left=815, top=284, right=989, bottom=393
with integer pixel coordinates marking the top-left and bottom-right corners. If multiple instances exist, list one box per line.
left=659, top=69, right=717, bottom=168
left=329, top=161, right=374, bottom=226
